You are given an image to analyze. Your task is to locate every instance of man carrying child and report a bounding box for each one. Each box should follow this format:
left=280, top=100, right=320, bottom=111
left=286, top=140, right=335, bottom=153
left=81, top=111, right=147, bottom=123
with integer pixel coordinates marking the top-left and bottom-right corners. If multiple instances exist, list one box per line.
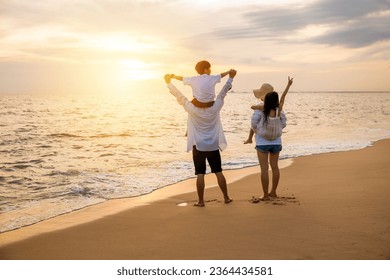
left=165, top=65, right=237, bottom=207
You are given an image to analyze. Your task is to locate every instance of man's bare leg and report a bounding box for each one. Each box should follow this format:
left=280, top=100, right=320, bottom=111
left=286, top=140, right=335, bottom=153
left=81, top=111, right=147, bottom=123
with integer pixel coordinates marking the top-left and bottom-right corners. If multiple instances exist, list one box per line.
left=215, top=172, right=232, bottom=203
left=195, top=174, right=205, bottom=207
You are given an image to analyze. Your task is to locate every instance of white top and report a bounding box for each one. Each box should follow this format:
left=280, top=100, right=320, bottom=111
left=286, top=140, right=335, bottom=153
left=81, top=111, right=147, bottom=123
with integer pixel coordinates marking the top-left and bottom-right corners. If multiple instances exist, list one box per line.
left=167, top=78, right=233, bottom=152
left=183, top=74, right=221, bottom=103
left=251, top=109, right=287, bottom=146
left=256, top=100, right=264, bottom=106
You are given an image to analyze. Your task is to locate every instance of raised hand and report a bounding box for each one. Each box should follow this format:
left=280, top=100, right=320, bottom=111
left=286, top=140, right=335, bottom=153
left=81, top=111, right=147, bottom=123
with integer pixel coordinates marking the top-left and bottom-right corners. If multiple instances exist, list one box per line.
left=164, top=74, right=171, bottom=84
left=229, top=69, right=237, bottom=78
left=288, top=76, right=293, bottom=86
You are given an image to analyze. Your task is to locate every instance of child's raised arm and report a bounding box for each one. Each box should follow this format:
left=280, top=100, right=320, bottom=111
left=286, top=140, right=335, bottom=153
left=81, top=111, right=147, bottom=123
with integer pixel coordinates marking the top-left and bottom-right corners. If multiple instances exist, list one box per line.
left=171, top=74, right=183, bottom=81
left=220, top=70, right=231, bottom=78
left=278, top=76, right=293, bottom=116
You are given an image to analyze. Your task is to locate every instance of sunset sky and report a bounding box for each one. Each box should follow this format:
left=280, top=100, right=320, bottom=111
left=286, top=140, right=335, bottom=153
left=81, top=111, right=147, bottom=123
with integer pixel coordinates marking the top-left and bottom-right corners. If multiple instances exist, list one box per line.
left=1, top=0, right=389, bottom=95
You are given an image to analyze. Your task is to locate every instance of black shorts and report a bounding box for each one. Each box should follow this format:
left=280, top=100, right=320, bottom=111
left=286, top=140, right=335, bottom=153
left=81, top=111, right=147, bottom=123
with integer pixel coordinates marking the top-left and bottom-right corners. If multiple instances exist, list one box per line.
left=192, top=146, right=222, bottom=175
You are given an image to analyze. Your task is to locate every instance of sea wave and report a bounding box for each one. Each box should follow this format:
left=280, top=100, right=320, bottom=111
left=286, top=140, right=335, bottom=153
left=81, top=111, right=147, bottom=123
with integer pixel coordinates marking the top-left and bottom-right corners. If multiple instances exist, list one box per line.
left=48, top=132, right=133, bottom=138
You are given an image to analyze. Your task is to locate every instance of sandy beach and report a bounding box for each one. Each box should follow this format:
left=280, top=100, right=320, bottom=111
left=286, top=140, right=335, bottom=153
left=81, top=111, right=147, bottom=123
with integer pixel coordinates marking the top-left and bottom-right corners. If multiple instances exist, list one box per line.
left=0, top=139, right=389, bottom=260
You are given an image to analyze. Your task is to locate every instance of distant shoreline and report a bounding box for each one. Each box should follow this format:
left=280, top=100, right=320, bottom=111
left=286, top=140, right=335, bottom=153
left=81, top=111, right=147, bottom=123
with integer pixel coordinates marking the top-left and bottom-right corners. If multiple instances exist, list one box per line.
left=2, top=90, right=390, bottom=96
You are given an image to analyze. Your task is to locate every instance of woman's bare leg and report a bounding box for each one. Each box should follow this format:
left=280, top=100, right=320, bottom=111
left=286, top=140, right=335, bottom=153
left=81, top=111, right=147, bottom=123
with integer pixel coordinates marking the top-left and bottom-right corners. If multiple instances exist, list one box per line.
left=257, top=150, right=270, bottom=200
left=269, top=152, right=280, bottom=197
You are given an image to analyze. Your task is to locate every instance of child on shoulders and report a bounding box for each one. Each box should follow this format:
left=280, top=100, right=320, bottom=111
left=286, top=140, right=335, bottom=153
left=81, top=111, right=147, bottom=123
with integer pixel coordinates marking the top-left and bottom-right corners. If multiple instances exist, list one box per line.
left=171, top=60, right=231, bottom=108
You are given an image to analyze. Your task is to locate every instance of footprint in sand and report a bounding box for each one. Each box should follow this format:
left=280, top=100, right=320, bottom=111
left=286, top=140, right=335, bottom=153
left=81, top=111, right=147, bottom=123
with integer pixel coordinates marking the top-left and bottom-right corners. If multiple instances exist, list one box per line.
left=251, top=195, right=299, bottom=206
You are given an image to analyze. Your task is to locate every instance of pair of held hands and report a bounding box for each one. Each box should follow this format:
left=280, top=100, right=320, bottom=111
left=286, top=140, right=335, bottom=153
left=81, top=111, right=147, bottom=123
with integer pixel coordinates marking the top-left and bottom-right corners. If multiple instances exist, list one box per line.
left=164, top=69, right=237, bottom=84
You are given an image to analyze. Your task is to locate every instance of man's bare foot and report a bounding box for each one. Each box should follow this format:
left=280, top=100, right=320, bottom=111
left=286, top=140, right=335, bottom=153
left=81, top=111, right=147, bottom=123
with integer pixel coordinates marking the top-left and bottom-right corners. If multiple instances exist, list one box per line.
left=193, top=202, right=205, bottom=207
left=259, top=195, right=270, bottom=201
left=244, top=139, right=252, bottom=144
left=224, top=198, right=233, bottom=204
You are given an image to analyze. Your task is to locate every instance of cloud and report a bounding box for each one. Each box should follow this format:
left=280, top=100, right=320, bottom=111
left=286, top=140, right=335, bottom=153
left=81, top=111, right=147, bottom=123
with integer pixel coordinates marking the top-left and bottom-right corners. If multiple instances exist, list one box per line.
left=0, top=0, right=179, bottom=63
left=312, top=14, right=390, bottom=47
left=1, top=0, right=179, bottom=35
left=209, top=0, right=390, bottom=48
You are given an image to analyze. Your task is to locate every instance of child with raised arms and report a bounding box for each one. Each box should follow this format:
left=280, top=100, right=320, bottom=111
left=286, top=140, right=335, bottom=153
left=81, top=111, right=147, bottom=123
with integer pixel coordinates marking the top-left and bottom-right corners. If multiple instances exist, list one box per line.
left=170, top=60, right=231, bottom=108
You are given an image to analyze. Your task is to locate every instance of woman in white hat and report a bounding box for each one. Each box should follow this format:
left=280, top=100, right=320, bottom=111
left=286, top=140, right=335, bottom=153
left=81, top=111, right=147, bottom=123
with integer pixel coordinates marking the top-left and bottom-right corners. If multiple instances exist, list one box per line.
left=244, top=83, right=274, bottom=144
left=251, top=77, right=293, bottom=201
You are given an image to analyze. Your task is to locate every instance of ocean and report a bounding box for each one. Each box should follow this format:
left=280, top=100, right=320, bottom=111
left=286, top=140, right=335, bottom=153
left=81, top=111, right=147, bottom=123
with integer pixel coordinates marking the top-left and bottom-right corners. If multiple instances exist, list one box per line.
left=1, top=89, right=390, bottom=232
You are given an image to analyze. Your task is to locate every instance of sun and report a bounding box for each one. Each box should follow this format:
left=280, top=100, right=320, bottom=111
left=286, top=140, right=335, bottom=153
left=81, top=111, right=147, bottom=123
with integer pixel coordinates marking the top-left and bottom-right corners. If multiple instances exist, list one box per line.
left=85, top=34, right=163, bottom=81
left=119, top=59, right=160, bottom=81
left=90, top=34, right=162, bottom=81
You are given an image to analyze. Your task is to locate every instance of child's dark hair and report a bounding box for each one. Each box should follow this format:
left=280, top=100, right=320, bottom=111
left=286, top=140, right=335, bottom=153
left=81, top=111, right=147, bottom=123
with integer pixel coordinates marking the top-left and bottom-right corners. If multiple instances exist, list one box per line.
left=195, top=60, right=211, bottom=74
left=263, top=91, right=279, bottom=125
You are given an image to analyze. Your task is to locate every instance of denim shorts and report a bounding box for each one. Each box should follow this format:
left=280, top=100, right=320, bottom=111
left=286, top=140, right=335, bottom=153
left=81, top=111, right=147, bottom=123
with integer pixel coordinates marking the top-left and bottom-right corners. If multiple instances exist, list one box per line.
left=255, top=145, right=282, bottom=154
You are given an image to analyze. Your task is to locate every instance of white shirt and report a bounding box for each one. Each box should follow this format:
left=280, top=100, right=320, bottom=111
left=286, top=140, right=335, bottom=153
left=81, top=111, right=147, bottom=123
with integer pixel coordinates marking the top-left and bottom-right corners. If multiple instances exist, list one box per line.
left=183, top=74, right=221, bottom=103
left=255, top=100, right=264, bottom=106
left=251, top=109, right=287, bottom=146
left=167, top=78, right=233, bottom=152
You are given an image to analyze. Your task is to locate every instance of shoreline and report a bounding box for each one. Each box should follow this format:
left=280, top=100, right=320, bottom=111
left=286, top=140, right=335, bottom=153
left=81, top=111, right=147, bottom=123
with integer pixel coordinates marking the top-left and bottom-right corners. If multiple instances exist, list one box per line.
left=1, top=139, right=389, bottom=259
left=0, top=138, right=379, bottom=236
left=0, top=159, right=293, bottom=245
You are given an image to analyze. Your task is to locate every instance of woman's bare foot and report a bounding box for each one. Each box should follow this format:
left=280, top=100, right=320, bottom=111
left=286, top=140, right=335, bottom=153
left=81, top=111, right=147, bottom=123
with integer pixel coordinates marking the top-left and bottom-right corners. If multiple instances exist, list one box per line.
left=259, top=195, right=270, bottom=201
left=224, top=198, right=233, bottom=204
left=268, top=192, right=278, bottom=198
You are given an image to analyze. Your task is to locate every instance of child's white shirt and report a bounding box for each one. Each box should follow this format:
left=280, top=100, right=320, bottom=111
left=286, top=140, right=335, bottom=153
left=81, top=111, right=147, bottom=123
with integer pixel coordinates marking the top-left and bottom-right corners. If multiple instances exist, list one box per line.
left=183, top=74, right=221, bottom=103
left=255, top=100, right=264, bottom=106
